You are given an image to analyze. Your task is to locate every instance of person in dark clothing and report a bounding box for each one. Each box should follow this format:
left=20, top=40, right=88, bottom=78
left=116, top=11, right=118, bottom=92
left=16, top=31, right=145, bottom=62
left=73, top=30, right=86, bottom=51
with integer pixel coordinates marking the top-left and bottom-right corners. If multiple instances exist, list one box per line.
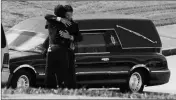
left=44, top=4, right=82, bottom=89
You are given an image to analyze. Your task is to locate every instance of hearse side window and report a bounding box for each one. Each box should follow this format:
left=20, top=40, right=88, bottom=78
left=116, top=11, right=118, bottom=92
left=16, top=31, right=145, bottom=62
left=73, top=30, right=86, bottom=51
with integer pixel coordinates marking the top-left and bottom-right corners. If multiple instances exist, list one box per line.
left=104, top=30, right=122, bottom=52
left=105, top=30, right=121, bottom=47
left=75, top=31, right=107, bottom=53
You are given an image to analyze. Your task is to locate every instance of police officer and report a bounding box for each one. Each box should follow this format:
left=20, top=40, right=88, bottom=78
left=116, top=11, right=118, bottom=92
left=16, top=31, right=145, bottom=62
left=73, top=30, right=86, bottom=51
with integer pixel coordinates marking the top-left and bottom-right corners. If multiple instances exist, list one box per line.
left=44, top=4, right=82, bottom=89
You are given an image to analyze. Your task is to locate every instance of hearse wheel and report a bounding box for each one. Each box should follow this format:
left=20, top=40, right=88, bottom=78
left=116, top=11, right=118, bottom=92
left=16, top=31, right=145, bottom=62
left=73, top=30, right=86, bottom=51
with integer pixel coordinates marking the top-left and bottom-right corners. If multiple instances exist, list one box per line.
left=11, top=70, right=33, bottom=89
left=120, top=70, right=144, bottom=93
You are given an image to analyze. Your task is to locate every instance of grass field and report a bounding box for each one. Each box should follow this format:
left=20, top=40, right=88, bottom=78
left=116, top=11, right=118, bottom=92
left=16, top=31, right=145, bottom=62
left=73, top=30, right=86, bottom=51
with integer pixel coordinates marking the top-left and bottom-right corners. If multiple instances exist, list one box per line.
left=2, top=1, right=176, bottom=32
left=2, top=87, right=176, bottom=99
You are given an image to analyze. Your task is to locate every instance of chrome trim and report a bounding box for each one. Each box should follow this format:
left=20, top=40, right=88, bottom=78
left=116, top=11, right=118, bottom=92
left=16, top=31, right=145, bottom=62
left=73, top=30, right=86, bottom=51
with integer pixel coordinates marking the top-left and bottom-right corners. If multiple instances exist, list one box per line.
left=39, top=73, right=45, bottom=75
left=80, top=28, right=115, bottom=31
left=114, top=26, right=161, bottom=49
left=113, top=28, right=123, bottom=48
left=11, top=59, right=44, bottom=64
left=130, top=64, right=150, bottom=72
left=75, top=52, right=110, bottom=55
left=116, top=25, right=157, bottom=44
left=75, top=61, right=111, bottom=65
left=101, top=58, right=109, bottom=61
left=122, top=47, right=161, bottom=49
left=77, top=79, right=126, bottom=84
left=76, top=71, right=128, bottom=75
left=151, top=70, right=170, bottom=73
left=110, top=35, right=116, bottom=45
left=82, top=33, right=104, bottom=35
left=13, top=64, right=37, bottom=73
left=32, top=64, right=46, bottom=66
left=78, top=44, right=105, bottom=47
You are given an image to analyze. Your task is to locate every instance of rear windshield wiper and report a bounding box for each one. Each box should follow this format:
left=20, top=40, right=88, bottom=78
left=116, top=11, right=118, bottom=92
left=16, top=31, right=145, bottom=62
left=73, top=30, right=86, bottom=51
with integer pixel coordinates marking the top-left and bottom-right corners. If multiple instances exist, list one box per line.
left=116, top=25, right=157, bottom=44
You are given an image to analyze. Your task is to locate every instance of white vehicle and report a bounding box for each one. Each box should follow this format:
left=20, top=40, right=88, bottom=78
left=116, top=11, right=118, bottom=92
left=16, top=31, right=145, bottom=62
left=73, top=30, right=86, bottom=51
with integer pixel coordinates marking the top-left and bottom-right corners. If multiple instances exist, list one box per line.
left=1, top=25, right=10, bottom=87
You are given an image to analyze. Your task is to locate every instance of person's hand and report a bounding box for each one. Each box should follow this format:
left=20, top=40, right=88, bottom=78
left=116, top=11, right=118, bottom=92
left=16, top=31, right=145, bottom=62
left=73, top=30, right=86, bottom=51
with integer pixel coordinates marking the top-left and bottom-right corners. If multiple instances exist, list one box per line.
left=59, top=30, right=71, bottom=39
left=60, top=18, right=71, bottom=27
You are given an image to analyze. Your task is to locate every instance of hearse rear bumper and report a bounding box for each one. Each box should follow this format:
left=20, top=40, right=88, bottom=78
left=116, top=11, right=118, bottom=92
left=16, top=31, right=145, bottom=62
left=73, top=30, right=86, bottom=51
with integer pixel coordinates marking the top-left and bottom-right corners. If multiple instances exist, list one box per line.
left=148, top=69, right=170, bottom=86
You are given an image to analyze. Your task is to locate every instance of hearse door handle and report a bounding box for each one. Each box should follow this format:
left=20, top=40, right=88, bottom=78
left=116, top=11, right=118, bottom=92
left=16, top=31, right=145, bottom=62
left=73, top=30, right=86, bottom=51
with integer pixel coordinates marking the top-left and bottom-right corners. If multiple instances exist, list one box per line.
left=101, top=58, right=109, bottom=61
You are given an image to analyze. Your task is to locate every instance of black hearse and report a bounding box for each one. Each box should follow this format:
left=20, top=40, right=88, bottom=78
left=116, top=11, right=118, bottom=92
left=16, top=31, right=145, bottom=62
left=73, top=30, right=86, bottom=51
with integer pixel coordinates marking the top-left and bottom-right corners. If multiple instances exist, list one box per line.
left=5, top=14, right=170, bottom=92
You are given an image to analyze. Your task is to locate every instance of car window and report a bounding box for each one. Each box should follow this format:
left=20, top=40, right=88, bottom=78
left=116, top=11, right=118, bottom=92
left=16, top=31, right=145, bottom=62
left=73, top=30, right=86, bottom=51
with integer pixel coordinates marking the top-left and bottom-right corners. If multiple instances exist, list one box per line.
left=6, top=29, right=47, bottom=52
left=1, top=25, right=6, bottom=48
left=76, top=31, right=107, bottom=53
left=105, top=30, right=121, bottom=47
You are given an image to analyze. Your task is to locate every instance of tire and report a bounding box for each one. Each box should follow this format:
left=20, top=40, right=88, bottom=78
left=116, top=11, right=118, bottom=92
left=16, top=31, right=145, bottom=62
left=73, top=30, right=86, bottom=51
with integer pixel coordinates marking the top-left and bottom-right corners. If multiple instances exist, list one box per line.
left=120, top=70, right=145, bottom=93
left=128, top=70, right=144, bottom=93
left=11, top=70, right=33, bottom=89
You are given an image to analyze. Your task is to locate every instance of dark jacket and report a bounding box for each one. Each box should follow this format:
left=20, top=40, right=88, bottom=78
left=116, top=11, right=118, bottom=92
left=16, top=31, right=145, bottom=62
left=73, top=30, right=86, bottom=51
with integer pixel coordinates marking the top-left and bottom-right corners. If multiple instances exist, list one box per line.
left=45, top=14, right=82, bottom=43
left=43, top=14, right=82, bottom=54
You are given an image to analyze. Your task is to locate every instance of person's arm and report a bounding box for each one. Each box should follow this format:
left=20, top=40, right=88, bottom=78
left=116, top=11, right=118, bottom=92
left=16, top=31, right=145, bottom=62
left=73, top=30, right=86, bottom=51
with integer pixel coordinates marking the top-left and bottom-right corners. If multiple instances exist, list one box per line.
left=44, top=14, right=71, bottom=27
left=45, top=14, right=60, bottom=23
left=71, top=23, right=83, bottom=42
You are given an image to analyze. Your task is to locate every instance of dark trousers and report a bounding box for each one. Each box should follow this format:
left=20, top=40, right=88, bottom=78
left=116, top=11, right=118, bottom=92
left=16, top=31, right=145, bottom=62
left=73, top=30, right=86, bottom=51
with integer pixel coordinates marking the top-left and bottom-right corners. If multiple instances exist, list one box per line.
left=67, top=49, right=77, bottom=89
left=45, top=46, right=76, bottom=89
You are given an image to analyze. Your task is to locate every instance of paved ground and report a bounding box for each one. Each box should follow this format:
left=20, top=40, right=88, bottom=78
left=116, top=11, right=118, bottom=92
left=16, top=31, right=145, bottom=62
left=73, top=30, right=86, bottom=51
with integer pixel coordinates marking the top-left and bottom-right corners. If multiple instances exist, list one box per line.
left=157, top=24, right=176, bottom=49
left=144, top=55, right=176, bottom=94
